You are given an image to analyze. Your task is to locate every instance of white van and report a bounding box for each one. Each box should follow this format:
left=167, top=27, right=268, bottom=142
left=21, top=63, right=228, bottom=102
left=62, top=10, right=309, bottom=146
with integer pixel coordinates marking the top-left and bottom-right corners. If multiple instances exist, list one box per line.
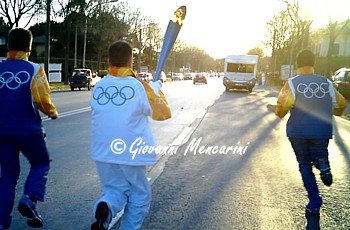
left=223, top=55, right=258, bottom=93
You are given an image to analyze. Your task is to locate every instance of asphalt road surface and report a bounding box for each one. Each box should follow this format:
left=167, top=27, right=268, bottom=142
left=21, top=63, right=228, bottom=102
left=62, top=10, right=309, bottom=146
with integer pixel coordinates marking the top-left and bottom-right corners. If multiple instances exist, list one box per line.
left=140, top=85, right=350, bottom=230
left=6, top=77, right=350, bottom=230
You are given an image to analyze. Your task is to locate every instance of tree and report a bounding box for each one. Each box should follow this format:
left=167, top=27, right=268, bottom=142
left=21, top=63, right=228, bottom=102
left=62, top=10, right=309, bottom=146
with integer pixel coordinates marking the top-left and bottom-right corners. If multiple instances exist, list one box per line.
left=140, top=22, right=162, bottom=73
left=50, top=0, right=87, bottom=83
left=48, top=0, right=122, bottom=81
left=325, top=19, right=350, bottom=77
left=265, top=0, right=312, bottom=77
left=88, top=4, right=131, bottom=71
left=173, top=44, right=215, bottom=73
left=265, top=10, right=293, bottom=75
left=20, top=0, right=223, bottom=82
left=0, top=0, right=44, bottom=28
left=283, top=0, right=313, bottom=51
left=247, top=46, right=265, bottom=58
left=247, top=46, right=265, bottom=73
left=127, top=12, right=158, bottom=72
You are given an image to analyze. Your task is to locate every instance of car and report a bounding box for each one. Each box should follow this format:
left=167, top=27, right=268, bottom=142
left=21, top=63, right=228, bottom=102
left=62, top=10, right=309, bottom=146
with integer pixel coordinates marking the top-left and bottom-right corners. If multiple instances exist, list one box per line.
left=184, top=73, right=194, bottom=80
left=332, top=67, right=350, bottom=98
left=172, top=73, right=184, bottom=80
left=136, top=72, right=153, bottom=82
left=98, top=70, right=108, bottom=78
left=193, top=73, right=207, bottom=84
left=69, top=68, right=94, bottom=91
left=167, top=72, right=173, bottom=79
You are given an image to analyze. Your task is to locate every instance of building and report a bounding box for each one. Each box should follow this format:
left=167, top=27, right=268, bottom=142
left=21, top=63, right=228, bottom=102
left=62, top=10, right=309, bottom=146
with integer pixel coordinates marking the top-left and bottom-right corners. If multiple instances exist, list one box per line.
left=314, top=21, right=350, bottom=57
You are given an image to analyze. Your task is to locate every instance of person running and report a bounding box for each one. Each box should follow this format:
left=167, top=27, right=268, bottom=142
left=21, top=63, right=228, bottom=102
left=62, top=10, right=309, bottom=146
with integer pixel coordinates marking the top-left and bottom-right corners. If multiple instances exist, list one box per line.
left=0, top=28, right=58, bottom=229
left=90, top=40, right=171, bottom=230
left=267, top=49, right=347, bottom=214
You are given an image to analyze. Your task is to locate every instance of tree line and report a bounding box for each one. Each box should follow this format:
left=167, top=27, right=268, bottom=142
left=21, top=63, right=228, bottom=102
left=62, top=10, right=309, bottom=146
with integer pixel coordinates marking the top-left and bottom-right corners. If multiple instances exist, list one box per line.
left=0, top=0, right=223, bottom=83
left=265, top=0, right=350, bottom=80
left=0, top=0, right=349, bottom=83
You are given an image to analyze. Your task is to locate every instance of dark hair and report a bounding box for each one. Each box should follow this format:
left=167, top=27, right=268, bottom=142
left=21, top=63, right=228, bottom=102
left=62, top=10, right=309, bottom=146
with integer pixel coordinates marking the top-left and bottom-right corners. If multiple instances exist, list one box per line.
left=108, top=40, right=133, bottom=67
left=296, top=49, right=315, bottom=68
left=7, top=28, right=33, bottom=52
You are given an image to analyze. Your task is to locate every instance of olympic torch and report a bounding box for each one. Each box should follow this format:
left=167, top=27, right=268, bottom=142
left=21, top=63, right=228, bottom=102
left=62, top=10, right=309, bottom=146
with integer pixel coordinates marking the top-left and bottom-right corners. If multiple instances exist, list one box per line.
left=153, top=5, right=186, bottom=82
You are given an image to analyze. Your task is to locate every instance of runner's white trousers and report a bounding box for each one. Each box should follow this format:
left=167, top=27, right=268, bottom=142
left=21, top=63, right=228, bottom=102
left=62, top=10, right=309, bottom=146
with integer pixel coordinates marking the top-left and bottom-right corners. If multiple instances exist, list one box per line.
left=94, top=162, right=151, bottom=230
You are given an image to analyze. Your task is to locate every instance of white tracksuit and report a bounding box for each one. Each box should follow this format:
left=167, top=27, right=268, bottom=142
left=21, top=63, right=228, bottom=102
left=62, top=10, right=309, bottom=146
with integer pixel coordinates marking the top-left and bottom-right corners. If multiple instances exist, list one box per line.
left=90, top=75, right=157, bottom=229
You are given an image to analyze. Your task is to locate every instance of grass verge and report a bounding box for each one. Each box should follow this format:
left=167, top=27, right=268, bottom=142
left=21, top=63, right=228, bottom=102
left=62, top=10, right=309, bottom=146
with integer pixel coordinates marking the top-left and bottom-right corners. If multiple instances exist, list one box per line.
left=49, top=83, right=70, bottom=90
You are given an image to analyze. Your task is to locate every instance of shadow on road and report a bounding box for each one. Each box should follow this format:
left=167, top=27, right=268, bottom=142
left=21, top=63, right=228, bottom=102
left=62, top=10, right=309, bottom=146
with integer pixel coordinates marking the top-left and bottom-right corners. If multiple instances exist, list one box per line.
left=332, top=121, right=350, bottom=169
left=143, top=90, right=289, bottom=229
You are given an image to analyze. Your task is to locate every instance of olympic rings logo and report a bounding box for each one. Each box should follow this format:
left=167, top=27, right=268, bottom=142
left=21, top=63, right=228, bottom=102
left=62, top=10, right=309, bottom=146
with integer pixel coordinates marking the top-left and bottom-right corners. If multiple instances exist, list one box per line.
left=0, top=71, right=31, bottom=90
left=296, top=82, right=329, bottom=98
left=92, top=86, right=135, bottom=106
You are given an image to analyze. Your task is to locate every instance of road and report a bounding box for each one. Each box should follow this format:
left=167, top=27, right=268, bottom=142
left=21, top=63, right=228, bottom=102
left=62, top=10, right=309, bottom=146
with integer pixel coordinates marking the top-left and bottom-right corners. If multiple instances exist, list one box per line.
left=141, top=84, right=350, bottom=230
left=8, top=77, right=350, bottom=230
left=9, top=77, right=223, bottom=230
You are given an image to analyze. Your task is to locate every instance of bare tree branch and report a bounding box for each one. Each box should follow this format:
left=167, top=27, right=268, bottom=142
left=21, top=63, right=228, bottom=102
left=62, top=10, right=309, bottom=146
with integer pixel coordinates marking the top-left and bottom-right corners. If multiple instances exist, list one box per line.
left=0, top=0, right=43, bottom=28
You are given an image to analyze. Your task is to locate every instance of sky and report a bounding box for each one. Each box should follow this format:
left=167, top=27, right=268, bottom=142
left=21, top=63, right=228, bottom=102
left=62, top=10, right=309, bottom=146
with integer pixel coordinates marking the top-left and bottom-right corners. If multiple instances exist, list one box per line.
left=123, top=0, right=350, bottom=59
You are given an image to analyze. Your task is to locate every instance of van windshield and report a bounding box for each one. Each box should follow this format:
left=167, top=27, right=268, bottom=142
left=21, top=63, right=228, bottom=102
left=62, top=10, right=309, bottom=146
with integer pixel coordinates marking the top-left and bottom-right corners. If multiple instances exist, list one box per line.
left=227, top=63, right=255, bottom=73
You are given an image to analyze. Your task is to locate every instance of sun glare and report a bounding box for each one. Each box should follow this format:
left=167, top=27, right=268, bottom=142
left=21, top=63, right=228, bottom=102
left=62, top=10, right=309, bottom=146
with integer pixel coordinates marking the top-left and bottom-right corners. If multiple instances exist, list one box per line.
left=300, top=0, right=348, bottom=28
left=126, top=0, right=349, bottom=59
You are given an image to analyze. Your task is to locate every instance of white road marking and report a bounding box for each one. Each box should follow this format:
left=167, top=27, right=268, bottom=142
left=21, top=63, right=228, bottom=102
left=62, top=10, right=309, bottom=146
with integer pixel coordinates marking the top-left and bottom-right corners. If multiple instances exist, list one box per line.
left=41, top=107, right=91, bottom=121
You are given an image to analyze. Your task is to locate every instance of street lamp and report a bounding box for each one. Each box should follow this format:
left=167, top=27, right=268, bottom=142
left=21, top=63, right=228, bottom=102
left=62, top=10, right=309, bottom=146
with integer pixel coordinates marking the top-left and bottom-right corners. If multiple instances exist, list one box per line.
left=82, top=17, right=88, bottom=68
left=44, top=0, right=51, bottom=80
left=74, top=26, right=78, bottom=68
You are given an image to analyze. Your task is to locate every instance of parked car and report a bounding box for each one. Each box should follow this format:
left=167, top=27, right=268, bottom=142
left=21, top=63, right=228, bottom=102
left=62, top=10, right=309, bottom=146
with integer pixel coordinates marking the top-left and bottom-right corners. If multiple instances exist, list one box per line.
left=184, top=73, right=194, bottom=80
left=70, top=68, right=94, bottom=91
left=136, top=72, right=153, bottom=82
left=193, top=73, right=207, bottom=84
left=98, top=70, right=108, bottom=78
left=332, top=67, right=350, bottom=98
left=172, top=73, right=184, bottom=80
left=167, top=72, right=173, bottom=79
